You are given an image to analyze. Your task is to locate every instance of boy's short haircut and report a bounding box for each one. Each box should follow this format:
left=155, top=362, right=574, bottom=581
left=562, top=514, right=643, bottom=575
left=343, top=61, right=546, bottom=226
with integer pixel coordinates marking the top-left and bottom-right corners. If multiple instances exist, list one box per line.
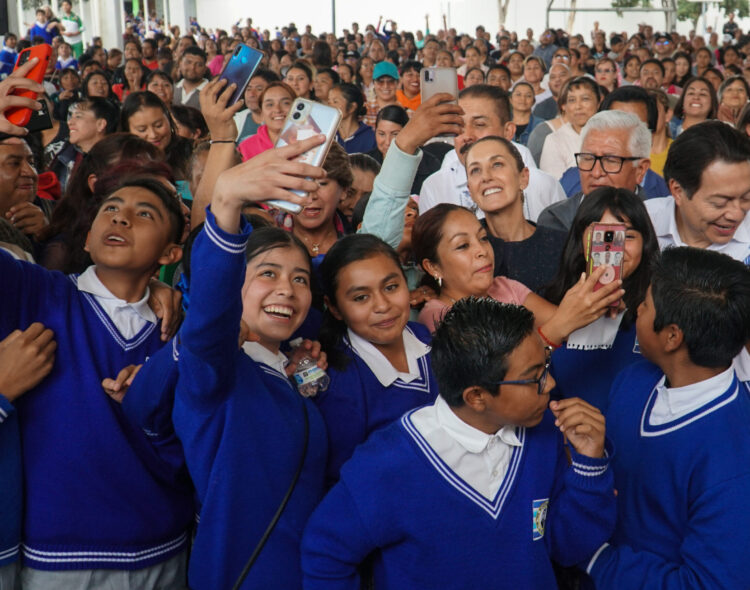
left=400, top=60, right=423, bottom=75
left=182, top=45, right=207, bottom=63
left=458, top=84, right=511, bottom=124
left=71, top=97, right=120, bottom=134
left=430, top=297, right=535, bottom=407
left=651, top=247, right=750, bottom=367
left=103, top=176, right=185, bottom=244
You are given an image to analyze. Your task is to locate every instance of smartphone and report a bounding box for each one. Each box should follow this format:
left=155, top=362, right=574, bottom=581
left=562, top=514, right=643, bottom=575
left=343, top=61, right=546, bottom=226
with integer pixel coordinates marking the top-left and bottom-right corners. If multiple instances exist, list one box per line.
left=268, top=98, right=342, bottom=214
left=218, top=43, right=264, bottom=106
left=585, top=223, right=626, bottom=307
left=25, top=95, right=53, bottom=133
left=7, top=45, right=52, bottom=128
left=420, top=67, right=459, bottom=104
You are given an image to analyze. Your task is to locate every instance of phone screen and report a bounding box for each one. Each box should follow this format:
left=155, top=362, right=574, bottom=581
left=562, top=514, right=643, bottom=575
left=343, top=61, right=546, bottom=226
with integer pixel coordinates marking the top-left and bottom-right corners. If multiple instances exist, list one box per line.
left=219, top=44, right=263, bottom=105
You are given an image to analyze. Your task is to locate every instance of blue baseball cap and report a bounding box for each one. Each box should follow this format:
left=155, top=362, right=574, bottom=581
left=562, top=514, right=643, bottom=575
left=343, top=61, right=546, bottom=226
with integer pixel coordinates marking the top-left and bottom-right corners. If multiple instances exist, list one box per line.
left=373, top=61, right=399, bottom=81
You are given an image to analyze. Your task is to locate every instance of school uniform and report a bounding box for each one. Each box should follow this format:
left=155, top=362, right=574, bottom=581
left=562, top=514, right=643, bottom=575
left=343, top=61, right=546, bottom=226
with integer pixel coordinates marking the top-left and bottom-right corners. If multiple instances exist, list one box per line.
left=314, top=323, right=438, bottom=484
left=586, top=361, right=750, bottom=588
left=0, top=253, right=194, bottom=581
left=0, top=396, right=21, bottom=589
left=172, top=211, right=328, bottom=590
left=302, top=397, right=615, bottom=589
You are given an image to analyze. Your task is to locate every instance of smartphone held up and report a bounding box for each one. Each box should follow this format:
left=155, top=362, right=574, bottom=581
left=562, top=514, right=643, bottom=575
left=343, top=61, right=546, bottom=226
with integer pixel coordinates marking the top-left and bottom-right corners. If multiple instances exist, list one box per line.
left=267, top=98, right=341, bottom=214
left=6, top=44, right=52, bottom=128
left=218, top=43, right=263, bottom=106
left=585, top=223, right=626, bottom=308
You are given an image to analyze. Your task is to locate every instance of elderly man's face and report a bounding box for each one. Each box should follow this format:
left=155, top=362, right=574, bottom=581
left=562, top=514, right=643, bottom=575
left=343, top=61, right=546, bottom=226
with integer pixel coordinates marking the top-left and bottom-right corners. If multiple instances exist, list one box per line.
left=579, top=127, right=649, bottom=195
left=0, top=140, right=37, bottom=216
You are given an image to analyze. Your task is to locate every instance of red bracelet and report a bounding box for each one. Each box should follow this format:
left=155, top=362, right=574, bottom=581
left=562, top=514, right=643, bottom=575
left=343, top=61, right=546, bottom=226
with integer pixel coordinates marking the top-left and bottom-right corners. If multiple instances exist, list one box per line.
left=537, top=326, right=561, bottom=349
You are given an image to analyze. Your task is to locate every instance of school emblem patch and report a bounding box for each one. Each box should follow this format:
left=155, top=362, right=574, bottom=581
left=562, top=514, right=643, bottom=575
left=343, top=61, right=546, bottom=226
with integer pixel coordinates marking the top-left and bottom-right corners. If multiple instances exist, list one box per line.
left=532, top=498, right=549, bottom=541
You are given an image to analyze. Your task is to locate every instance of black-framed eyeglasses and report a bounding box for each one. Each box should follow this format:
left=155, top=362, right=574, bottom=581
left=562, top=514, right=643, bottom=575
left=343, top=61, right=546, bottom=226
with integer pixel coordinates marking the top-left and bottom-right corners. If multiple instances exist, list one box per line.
left=493, top=355, right=551, bottom=396
left=575, top=152, right=641, bottom=174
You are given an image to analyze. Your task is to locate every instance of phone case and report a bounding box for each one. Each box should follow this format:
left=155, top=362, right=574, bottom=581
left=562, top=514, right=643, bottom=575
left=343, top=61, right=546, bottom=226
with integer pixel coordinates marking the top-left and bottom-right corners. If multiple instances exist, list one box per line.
left=585, top=223, right=626, bottom=307
left=218, top=44, right=264, bottom=105
left=7, top=45, right=52, bottom=127
left=267, top=98, right=342, bottom=214
left=420, top=67, right=459, bottom=104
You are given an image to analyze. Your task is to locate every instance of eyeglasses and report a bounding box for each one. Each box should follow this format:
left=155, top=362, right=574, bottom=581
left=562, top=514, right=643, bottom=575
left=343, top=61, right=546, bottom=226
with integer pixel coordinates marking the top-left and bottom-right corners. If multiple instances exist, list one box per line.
left=595, top=68, right=614, bottom=74
left=553, top=54, right=571, bottom=60
left=575, top=152, right=641, bottom=173
left=493, top=354, right=551, bottom=396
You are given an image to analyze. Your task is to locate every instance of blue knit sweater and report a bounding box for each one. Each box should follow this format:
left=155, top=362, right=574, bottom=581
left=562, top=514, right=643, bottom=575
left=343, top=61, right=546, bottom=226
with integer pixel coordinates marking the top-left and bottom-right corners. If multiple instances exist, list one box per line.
left=587, top=361, right=750, bottom=588
left=0, top=251, right=194, bottom=571
left=314, top=323, right=438, bottom=484
left=0, top=396, right=21, bottom=568
left=173, top=211, right=328, bottom=590
left=302, top=408, right=616, bottom=589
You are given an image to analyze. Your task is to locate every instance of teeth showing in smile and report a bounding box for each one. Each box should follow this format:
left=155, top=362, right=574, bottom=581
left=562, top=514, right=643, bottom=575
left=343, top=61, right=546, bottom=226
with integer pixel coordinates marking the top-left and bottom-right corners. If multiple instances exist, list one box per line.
left=483, top=188, right=502, bottom=196
left=107, top=235, right=125, bottom=243
left=264, top=305, right=293, bottom=318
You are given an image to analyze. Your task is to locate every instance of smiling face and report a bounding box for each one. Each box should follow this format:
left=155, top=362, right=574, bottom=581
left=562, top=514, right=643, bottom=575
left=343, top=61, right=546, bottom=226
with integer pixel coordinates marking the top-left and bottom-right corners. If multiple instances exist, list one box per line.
left=374, top=76, right=397, bottom=102
left=375, top=118, right=402, bottom=156
left=330, top=253, right=410, bottom=350
left=86, top=74, right=109, bottom=97
left=84, top=186, right=177, bottom=275
left=682, top=80, right=713, bottom=118
left=454, top=96, right=511, bottom=164
left=240, top=245, right=312, bottom=353
left=671, top=159, right=750, bottom=247
left=147, top=75, right=174, bottom=104
left=261, top=86, right=294, bottom=134
left=401, top=68, right=420, bottom=98
left=423, top=209, right=495, bottom=298
left=127, top=106, right=172, bottom=150
left=510, top=84, right=535, bottom=115
left=721, top=79, right=748, bottom=110
left=523, top=59, right=544, bottom=84
left=313, top=72, right=335, bottom=103
left=466, top=139, right=529, bottom=216
left=0, top=140, right=37, bottom=216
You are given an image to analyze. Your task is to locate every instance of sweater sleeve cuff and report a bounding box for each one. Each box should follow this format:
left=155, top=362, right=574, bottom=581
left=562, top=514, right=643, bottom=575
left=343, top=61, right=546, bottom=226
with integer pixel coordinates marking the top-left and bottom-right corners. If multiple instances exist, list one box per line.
left=203, top=206, right=252, bottom=255
left=0, top=395, right=15, bottom=422
left=568, top=438, right=614, bottom=481
left=379, top=140, right=423, bottom=193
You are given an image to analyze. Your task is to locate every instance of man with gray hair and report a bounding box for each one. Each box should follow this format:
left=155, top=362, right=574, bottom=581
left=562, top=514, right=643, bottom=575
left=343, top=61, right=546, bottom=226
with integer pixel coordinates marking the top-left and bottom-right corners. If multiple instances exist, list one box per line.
left=537, top=111, right=652, bottom=232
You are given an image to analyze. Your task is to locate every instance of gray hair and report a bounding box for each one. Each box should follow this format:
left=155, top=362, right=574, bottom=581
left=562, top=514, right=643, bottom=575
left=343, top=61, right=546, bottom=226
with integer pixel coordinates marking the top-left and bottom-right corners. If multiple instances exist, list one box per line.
left=580, top=110, right=652, bottom=162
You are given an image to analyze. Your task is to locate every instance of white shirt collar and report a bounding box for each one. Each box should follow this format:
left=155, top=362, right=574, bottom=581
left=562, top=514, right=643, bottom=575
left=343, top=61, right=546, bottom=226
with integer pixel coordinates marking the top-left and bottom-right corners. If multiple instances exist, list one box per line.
left=176, top=78, right=208, bottom=96
left=242, top=341, right=288, bottom=374
left=77, top=266, right=156, bottom=325
left=649, top=366, right=735, bottom=426
left=347, top=326, right=430, bottom=387
left=435, top=395, right=522, bottom=453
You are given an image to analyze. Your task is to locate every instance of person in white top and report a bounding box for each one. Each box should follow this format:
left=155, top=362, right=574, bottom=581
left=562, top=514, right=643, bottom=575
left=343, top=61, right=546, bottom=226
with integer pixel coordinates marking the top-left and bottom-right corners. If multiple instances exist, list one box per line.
left=540, top=76, right=602, bottom=179
left=419, top=84, right=565, bottom=222
left=646, top=120, right=750, bottom=264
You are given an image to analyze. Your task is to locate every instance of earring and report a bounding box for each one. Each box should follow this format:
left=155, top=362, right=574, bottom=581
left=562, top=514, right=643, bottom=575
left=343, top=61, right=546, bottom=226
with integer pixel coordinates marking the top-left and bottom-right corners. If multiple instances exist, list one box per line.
left=435, top=276, right=442, bottom=287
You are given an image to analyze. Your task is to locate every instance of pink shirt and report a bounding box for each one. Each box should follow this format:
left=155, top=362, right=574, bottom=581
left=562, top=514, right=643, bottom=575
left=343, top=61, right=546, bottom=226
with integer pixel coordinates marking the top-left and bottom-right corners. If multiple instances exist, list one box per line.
left=208, top=54, right=226, bottom=77
left=418, top=276, right=532, bottom=333
left=238, top=125, right=273, bottom=161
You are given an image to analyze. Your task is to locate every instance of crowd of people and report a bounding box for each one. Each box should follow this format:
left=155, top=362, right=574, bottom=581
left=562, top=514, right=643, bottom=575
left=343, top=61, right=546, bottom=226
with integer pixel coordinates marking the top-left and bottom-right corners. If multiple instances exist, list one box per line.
left=1, top=6, right=750, bottom=589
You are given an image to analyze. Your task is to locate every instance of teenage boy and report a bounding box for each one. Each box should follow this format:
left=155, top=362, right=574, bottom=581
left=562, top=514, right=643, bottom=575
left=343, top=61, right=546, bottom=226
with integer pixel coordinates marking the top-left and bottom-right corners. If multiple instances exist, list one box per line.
left=0, top=34, right=18, bottom=78
left=0, top=176, right=193, bottom=587
left=586, top=247, right=750, bottom=588
left=302, top=297, right=616, bottom=589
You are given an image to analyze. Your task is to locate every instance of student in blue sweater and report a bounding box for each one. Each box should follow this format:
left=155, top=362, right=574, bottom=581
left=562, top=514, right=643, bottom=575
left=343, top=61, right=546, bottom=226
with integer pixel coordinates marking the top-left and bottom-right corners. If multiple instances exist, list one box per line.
left=0, top=175, right=194, bottom=589
left=0, top=323, right=55, bottom=590
left=302, top=297, right=616, bottom=589
left=545, top=187, right=660, bottom=413
left=585, top=247, right=750, bottom=589
left=316, top=234, right=439, bottom=484
left=171, top=136, right=330, bottom=590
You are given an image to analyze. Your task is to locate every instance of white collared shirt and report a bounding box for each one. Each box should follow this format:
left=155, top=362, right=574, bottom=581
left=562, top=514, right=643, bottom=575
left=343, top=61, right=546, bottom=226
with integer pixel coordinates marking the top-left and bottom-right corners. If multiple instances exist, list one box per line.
left=411, top=396, right=522, bottom=500
left=241, top=341, right=288, bottom=375
left=419, top=149, right=565, bottom=223
left=175, top=78, right=209, bottom=104
left=77, top=266, right=156, bottom=339
left=347, top=327, right=430, bottom=387
left=646, top=196, right=750, bottom=264
left=648, top=366, right=735, bottom=426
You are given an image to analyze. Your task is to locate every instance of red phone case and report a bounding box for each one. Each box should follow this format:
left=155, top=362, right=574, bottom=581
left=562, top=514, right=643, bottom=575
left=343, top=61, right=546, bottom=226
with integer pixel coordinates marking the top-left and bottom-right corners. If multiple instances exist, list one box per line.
left=586, top=223, right=626, bottom=307
left=7, top=45, right=52, bottom=127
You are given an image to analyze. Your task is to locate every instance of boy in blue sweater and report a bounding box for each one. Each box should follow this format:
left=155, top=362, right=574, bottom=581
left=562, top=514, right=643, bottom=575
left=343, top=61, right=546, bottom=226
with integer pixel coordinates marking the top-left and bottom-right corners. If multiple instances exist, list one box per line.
left=586, top=246, right=750, bottom=588
left=0, top=176, right=194, bottom=589
left=302, top=297, right=616, bottom=589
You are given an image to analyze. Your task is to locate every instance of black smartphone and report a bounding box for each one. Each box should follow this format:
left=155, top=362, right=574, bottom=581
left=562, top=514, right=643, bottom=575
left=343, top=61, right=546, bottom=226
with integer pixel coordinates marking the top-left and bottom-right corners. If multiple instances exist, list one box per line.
left=25, top=96, right=53, bottom=133
left=218, top=44, right=264, bottom=105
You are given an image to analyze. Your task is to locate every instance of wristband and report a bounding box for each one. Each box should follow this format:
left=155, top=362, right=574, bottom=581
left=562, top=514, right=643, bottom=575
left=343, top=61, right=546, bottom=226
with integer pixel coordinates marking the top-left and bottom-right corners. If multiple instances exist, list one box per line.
left=537, top=326, right=561, bottom=349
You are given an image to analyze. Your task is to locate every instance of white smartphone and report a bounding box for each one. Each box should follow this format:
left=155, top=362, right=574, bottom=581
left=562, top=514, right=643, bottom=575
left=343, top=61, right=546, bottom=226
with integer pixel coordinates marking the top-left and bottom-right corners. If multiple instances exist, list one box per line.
left=267, top=98, right=342, bottom=214
left=420, top=67, right=459, bottom=104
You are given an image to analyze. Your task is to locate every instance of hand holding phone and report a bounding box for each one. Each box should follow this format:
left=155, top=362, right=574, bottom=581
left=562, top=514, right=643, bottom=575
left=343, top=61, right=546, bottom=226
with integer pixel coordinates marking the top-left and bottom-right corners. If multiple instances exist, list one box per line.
left=585, top=223, right=626, bottom=308
left=0, top=56, right=46, bottom=135
left=5, top=45, right=51, bottom=129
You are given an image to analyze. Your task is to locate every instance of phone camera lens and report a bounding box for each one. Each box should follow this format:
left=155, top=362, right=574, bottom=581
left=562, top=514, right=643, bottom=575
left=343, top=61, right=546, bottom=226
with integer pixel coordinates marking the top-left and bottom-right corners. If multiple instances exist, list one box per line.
left=292, top=112, right=301, bottom=119
left=234, top=47, right=240, bottom=55
left=604, top=231, right=614, bottom=242
left=296, top=103, right=305, bottom=111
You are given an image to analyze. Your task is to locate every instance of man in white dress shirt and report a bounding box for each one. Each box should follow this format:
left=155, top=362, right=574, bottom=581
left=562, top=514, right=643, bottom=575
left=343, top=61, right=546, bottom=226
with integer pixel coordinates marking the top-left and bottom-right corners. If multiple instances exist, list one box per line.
left=419, top=84, right=565, bottom=222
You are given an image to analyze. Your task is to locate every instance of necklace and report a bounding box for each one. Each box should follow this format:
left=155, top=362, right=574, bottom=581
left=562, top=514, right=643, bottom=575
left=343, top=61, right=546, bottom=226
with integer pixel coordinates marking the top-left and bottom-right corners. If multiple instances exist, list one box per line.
left=298, top=227, right=336, bottom=256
